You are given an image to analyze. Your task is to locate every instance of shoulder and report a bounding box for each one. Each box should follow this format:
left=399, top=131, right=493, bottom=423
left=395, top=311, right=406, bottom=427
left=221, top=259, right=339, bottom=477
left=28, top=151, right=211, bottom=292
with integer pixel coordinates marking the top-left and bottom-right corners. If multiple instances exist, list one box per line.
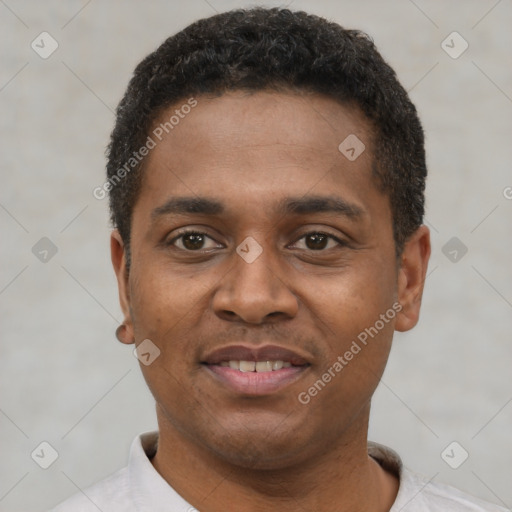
left=48, top=467, right=132, bottom=512
left=367, top=442, right=507, bottom=512
left=394, top=467, right=509, bottom=512
left=48, top=431, right=159, bottom=511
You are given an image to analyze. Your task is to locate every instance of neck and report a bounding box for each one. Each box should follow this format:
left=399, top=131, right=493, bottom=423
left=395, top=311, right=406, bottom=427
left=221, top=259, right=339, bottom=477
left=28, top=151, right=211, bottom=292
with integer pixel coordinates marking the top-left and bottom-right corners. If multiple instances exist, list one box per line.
left=150, top=405, right=399, bottom=512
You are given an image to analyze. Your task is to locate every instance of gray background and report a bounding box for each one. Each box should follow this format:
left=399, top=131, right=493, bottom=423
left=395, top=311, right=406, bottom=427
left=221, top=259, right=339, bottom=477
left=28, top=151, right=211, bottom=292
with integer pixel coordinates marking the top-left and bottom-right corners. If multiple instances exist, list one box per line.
left=1, top=1, right=511, bottom=510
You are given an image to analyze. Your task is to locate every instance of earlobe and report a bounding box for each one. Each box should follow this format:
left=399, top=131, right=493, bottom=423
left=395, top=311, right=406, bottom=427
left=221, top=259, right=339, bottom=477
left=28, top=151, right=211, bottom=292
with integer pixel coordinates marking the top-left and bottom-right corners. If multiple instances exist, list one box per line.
left=395, top=225, right=431, bottom=332
left=111, top=230, right=135, bottom=344
left=115, top=323, right=134, bottom=345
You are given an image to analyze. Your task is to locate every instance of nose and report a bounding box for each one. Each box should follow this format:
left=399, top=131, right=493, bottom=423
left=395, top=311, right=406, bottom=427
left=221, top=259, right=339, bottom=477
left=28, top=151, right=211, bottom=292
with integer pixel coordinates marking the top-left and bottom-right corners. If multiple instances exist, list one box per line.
left=212, top=242, right=299, bottom=324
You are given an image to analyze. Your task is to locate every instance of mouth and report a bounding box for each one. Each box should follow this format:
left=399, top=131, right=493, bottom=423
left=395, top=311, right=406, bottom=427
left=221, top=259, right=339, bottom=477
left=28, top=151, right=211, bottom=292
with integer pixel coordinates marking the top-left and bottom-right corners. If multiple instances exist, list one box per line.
left=201, top=345, right=311, bottom=396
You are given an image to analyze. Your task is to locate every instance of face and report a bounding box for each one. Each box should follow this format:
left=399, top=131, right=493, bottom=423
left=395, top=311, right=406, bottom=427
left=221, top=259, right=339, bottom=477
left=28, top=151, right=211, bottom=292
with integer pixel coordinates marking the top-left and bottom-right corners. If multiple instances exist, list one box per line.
left=112, top=90, right=430, bottom=470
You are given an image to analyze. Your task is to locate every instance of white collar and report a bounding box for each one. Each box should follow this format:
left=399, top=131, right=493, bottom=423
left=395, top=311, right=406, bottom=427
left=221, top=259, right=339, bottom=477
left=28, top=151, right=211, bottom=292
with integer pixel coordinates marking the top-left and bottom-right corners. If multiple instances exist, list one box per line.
left=127, top=431, right=408, bottom=511
left=127, top=431, right=192, bottom=511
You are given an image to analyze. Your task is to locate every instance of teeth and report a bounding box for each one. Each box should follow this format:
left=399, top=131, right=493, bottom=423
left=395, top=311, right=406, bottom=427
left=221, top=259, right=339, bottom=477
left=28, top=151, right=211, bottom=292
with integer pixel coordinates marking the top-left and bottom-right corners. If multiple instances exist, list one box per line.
left=272, top=360, right=283, bottom=370
left=255, top=361, right=273, bottom=372
left=239, top=361, right=256, bottom=372
left=221, top=360, right=292, bottom=372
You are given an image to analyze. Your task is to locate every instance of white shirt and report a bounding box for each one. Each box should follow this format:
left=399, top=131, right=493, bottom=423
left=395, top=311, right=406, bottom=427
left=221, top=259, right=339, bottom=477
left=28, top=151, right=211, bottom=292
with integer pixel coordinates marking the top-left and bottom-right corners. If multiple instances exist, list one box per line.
left=49, top=431, right=508, bottom=512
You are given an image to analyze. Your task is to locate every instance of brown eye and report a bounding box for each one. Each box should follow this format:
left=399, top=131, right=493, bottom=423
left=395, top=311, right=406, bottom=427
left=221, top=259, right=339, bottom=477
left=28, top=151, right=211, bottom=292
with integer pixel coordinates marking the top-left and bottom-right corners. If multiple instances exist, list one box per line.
left=170, top=231, right=221, bottom=251
left=304, top=233, right=329, bottom=250
left=181, top=233, right=206, bottom=250
left=292, top=232, right=344, bottom=251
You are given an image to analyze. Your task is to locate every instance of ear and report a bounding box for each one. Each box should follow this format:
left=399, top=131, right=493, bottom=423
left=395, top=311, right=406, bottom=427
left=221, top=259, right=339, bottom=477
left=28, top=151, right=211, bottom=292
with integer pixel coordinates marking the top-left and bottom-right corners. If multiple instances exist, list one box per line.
left=111, top=230, right=135, bottom=344
left=395, top=225, right=431, bottom=332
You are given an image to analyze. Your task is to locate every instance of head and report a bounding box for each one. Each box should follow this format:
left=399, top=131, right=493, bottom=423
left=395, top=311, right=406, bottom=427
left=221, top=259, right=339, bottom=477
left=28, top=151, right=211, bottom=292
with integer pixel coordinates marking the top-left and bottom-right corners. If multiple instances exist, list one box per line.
left=109, top=8, right=430, bottom=470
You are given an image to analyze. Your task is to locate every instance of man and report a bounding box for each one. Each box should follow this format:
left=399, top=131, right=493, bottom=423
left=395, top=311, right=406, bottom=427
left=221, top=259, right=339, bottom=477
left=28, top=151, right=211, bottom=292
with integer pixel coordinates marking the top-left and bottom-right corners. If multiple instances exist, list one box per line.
left=51, top=7, right=507, bottom=512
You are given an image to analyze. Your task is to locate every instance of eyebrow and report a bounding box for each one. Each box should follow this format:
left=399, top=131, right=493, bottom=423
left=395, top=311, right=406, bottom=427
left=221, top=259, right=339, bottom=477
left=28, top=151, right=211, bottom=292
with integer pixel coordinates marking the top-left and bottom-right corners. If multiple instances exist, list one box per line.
left=151, top=195, right=365, bottom=221
left=280, top=196, right=364, bottom=219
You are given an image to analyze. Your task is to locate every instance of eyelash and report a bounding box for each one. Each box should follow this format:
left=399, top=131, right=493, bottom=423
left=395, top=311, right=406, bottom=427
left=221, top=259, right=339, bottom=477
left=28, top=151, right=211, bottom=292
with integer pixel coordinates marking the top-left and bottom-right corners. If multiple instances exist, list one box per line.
left=168, top=229, right=347, bottom=252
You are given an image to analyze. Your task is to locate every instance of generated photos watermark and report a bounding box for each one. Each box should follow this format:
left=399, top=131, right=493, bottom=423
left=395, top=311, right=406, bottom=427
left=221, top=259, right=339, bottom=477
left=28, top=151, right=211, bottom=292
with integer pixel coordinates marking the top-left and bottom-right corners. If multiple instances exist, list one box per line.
left=298, top=301, right=402, bottom=405
left=93, top=97, right=198, bottom=200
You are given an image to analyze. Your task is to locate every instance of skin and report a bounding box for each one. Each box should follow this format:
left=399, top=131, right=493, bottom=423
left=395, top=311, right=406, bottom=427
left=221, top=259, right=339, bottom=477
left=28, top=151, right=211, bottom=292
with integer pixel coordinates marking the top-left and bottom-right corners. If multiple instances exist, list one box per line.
left=111, top=90, right=431, bottom=512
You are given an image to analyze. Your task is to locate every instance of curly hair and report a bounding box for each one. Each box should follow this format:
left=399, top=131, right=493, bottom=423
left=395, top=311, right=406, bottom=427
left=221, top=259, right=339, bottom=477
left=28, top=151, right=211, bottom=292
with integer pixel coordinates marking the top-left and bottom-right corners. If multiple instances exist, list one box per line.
left=106, top=7, right=426, bottom=261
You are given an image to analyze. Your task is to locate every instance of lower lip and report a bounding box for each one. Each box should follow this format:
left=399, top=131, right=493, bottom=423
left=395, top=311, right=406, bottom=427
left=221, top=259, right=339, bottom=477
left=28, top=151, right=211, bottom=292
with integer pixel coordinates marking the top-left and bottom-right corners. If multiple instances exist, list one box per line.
left=203, top=364, right=309, bottom=396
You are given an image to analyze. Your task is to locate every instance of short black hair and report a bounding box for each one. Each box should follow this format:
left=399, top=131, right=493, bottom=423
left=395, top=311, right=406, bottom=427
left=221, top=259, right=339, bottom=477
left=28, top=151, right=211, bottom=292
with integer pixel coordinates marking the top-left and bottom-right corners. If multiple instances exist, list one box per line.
left=107, top=7, right=426, bottom=260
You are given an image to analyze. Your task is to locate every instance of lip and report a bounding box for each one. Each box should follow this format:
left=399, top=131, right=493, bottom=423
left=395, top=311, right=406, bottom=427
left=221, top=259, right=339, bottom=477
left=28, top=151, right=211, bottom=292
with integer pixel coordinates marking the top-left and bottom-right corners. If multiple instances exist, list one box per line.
left=203, top=364, right=309, bottom=396
left=201, top=344, right=311, bottom=396
left=202, top=344, right=310, bottom=366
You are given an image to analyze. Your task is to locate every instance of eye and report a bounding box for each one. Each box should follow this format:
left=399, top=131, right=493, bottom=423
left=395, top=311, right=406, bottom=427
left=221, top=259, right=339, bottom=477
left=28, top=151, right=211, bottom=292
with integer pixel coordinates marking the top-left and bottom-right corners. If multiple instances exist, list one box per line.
left=167, top=230, right=346, bottom=253
left=169, top=231, right=222, bottom=251
left=291, top=232, right=346, bottom=251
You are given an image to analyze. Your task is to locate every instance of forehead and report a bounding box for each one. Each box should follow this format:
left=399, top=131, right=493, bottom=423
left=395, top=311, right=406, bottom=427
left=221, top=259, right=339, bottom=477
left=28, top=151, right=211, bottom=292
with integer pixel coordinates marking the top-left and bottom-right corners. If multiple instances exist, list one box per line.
left=135, top=90, right=387, bottom=226
left=151, top=90, right=371, bottom=163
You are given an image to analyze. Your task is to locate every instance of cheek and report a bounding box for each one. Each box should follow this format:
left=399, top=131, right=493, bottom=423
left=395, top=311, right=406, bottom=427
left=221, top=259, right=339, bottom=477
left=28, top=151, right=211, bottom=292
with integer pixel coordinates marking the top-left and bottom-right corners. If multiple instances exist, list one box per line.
left=298, top=257, right=396, bottom=392
left=299, top=318, right=394, bottom=429
left=127, top=269, right=201, bottom=385
left=304, top=257, right=397, bottom=330
left=129, top=259, right=199, bottom=327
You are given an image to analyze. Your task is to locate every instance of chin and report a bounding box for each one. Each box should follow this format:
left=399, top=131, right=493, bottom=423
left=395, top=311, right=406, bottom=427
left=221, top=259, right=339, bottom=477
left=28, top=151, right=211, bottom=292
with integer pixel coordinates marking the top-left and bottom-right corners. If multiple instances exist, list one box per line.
left=197, top=420, right=316, bottom=471
left=209, top=441, right=307, bottom=471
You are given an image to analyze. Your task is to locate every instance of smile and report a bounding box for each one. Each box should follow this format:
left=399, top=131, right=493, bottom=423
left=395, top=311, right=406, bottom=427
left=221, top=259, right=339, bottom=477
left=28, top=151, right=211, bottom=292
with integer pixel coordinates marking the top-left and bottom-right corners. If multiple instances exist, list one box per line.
left=219, top=360, right=292, bottom=372
left=201, top=344, right=311, bottom=395
left=203, top=363, right=309, bottom=395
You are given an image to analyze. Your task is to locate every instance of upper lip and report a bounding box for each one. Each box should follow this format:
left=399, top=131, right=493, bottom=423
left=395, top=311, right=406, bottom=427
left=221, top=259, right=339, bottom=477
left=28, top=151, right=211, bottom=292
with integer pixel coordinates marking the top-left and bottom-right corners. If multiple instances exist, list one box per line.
left=202, top=344, right=310, bottom=366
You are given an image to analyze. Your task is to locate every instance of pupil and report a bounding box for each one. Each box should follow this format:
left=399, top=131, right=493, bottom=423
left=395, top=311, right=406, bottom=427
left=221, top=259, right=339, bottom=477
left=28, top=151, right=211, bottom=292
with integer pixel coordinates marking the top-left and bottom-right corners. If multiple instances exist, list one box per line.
left=183, top=233, right=204, bottom=250
left=306, top=233, right=327, bottom=250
